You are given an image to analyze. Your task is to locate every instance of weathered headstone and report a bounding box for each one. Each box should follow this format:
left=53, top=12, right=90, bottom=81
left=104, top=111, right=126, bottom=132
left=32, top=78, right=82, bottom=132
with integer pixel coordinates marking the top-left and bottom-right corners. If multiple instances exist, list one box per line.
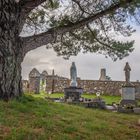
left=133, top=108, right=140, bottom=114
left=135, top=87, right=140, bottom=100
left=22, top=80, right=29, bottom=92
left=121, top=87, right=135, bottom=100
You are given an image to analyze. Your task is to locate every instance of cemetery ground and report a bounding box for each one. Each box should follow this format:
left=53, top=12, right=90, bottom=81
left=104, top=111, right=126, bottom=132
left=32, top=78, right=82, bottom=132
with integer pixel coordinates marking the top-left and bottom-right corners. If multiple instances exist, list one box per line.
left=0, top=93, right=140, bottom=140
left=33, top=92, right=129, bottom=105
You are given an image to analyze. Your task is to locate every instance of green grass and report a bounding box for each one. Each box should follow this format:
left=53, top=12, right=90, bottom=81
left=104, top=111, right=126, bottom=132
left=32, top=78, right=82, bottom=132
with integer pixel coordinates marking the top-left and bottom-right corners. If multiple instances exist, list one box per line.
left=32, top=92, right=121, bottom=105
left=0, top=94, right=140, bottom=140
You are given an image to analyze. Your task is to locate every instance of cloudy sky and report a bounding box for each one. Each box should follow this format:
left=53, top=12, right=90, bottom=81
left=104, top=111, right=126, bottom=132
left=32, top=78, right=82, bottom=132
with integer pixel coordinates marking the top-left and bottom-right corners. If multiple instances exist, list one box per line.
left=22, top=26, right=140, bottom=81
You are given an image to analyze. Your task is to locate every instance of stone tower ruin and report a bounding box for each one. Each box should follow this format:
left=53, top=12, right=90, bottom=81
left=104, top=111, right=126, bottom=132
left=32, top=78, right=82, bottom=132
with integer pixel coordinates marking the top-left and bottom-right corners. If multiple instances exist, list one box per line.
left=99, top=68, right=107, bottom=81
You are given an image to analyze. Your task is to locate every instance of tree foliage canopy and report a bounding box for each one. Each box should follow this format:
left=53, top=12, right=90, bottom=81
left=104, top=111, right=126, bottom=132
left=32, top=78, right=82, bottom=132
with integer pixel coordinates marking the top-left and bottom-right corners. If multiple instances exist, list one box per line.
left=21, top=0, right=140, bottom=61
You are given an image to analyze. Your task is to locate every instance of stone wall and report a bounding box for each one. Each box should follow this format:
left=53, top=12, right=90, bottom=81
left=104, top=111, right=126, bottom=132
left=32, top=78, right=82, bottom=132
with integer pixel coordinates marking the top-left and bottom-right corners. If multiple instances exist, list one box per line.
left=45, top=76, right=69, bottom=93
left=79, top=80, right=140, bottom=96
left=43, top=79, right=140, bottom=96
left=24, top=76, right=140, bottom=96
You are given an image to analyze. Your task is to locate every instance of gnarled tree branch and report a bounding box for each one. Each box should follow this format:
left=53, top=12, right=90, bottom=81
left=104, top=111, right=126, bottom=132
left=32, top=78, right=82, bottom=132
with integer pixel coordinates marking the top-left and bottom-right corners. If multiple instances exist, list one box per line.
left=23, top=31, right=53, bottom=53
left=23, top=0, right=133, bottom=54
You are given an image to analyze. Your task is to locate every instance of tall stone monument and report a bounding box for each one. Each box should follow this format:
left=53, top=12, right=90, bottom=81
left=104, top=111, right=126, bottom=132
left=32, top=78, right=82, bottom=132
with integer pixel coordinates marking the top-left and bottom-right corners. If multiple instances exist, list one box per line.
left=64, top=62, right=83, bottom=102
left=120, top=62, right=137, bottom=106
left=99, top=68, right=107, bottom=81
left=124, top=62, right=131, bottom=85
left=70, top=62, right=77, bottom=87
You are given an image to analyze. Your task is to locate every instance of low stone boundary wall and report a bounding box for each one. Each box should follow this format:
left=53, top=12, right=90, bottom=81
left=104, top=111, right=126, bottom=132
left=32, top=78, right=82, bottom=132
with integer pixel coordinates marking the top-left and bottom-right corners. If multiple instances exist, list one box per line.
left=23, top=79, right=140, bottom=98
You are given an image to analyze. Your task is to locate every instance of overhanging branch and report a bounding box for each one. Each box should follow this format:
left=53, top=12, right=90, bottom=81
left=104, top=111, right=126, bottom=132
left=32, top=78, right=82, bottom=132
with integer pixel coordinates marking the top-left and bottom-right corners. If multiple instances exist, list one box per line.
left=23, top=0, right=133, bottom=54
left=86, top=24, right=113, bottom=50
left=23, top=31, right=54, bottom=53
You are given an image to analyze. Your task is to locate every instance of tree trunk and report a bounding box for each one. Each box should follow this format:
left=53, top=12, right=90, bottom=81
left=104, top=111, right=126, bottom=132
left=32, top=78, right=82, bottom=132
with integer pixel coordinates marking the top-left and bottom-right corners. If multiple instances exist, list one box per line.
left=0, top=54, right=23, bottom=101
left=0, top=0, right=24, bottom=101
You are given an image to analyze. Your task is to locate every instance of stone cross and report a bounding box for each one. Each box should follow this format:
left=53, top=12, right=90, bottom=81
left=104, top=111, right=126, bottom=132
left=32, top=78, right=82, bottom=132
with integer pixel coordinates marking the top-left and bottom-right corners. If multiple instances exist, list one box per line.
left=124, top=62, right=131, bottom=84
left=70, top=62, right=77, bottom=87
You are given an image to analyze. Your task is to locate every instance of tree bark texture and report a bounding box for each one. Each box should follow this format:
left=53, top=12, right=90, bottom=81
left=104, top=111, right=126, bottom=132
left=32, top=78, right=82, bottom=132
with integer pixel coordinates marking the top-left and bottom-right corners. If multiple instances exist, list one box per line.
left=0, top=0, right=24, bottom=100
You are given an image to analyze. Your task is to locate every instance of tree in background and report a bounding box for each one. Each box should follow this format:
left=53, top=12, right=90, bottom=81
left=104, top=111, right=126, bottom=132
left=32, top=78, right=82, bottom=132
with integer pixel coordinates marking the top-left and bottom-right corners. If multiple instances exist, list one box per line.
left=0, top=0, right=140, bottom=100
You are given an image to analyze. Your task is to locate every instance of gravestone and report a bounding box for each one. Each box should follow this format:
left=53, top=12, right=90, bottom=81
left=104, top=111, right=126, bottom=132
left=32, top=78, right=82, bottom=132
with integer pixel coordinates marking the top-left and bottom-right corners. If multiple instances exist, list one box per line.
left=135, top=87, right=140, bottom=99
left=120, top=62, right=137, bottom=106
left=121, top=87, right=135, bottom=100
left=133, top=108, right=140, bottom=114
left=64, top=62, right=83, bottom=102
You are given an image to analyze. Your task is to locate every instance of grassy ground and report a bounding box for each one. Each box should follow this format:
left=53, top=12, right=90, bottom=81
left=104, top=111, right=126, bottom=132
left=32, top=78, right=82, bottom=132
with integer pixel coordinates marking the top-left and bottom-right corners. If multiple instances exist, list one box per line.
left=33, top=92, right=121, bottom=105
left=81, top=94, right=121, bottom=104
left=0, top=94, right=139, bottom=140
